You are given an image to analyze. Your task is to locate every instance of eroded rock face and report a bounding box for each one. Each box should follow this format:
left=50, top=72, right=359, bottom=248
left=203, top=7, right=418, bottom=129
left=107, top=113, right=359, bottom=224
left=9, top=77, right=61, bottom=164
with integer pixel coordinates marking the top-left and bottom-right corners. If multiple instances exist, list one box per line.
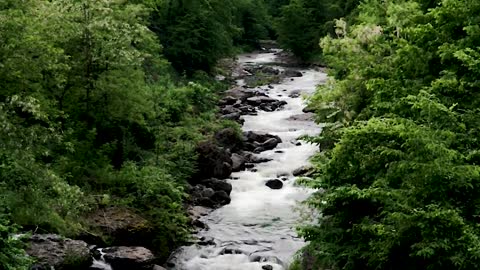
left=27, top=234, right=92, bottom=270
left=103, top=246, right=155, bottom=270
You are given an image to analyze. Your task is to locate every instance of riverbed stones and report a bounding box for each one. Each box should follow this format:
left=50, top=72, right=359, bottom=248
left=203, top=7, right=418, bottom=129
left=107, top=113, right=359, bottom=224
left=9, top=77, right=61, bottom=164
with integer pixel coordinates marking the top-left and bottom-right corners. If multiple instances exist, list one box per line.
left=265, top=179, right=283, bottom=189
left=26, top=234, right=92, bottom=270
left=103, top=246, right=155, bottom=270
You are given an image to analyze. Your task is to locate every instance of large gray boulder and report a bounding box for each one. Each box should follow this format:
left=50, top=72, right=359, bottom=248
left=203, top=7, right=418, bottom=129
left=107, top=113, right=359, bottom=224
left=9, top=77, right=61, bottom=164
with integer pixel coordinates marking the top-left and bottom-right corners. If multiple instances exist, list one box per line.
left=27, top=234, right=92, bottom=270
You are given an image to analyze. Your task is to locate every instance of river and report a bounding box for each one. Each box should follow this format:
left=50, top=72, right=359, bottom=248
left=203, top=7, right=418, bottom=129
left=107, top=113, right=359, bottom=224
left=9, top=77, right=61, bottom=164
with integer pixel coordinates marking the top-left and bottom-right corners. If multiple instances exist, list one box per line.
left=167, top=50, right=327, bottom=270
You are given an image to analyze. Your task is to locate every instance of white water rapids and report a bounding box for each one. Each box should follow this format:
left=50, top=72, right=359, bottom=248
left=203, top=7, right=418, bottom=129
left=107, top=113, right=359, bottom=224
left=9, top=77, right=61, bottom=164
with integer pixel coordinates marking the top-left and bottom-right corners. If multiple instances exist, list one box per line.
left=168, top=50, right=327, bottom=270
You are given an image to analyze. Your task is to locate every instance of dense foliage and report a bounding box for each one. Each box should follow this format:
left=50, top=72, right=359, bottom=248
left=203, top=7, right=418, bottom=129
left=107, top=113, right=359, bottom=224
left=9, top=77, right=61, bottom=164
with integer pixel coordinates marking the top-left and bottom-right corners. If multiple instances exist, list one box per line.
left=275, top=0, right=360, bottom=60
left=301, top=0, right=480, bottom=269
left=148, top=0, right=272, bottom=74
left=0, top=0, right=272, bottom=266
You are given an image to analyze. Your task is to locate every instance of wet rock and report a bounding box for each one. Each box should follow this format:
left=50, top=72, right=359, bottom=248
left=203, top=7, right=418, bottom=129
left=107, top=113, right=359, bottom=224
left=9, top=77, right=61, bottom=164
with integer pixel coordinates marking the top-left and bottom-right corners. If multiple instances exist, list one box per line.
left=87, top=207, right=152, bottom=247
left=275, top=150, right=284, bottom=153
left=26, top=234, right=92, bottom=270
left=262, top=138, right=281, bottom=150
left=220, top=248, right=246, bottom=255
left=192, top=219, right=207, bottom=229
left=259, top=100, right=287, bottom=112
left=243, top=131, right=282, bottom=148
left=211, top=191, right=231, bottom=205
left=245, top=163, right=255, bottom=169
left=198, top=236, right=215, bottom=246
left=153, top=266, right=167, bottom=270
left=246, top=96, right=278, bottom=106
left=265, top=179, right=283, bottom=190
left=194, top=141, right=232, bottom=180
left=201, top=178, right=232, bottom=195
left=284, top=69, right=303, bottom=77
left=231, top=153, right=247, bottom=172
left=262, top=265, right=273, bottom=270
left=293, top=165, right=313, bottom=177
left=103, top=246, right=155, bottom=270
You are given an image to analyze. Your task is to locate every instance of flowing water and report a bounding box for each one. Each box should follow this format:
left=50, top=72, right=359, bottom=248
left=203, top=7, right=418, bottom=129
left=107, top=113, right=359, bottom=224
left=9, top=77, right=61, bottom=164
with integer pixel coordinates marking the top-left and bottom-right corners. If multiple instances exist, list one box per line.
left=168, top=50, right=327, bottom=270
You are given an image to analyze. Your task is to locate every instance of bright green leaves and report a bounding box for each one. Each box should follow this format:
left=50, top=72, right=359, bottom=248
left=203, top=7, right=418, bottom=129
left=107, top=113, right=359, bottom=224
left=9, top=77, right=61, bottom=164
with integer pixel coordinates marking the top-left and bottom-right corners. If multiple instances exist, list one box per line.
left=301, top=0, right=480, bottom=269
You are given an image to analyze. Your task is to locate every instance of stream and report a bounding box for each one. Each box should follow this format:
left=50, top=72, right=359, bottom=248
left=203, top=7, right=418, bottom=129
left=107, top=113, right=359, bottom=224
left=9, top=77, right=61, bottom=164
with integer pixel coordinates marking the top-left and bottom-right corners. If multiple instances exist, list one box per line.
left=167, top=50, right=327, bottom=270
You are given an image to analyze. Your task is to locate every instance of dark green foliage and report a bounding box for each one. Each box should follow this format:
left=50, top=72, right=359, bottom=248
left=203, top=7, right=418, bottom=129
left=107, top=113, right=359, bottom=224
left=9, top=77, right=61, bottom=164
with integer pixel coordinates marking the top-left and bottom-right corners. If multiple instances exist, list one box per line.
left=148, top=0, right=271, bottom=74
left=0, top=214, right=31, bottom=270
left=0, top=0, right=244, bottom=265
left=276, top=0, right=361, bottom=60
left=300, top=0, right=480, bottom=269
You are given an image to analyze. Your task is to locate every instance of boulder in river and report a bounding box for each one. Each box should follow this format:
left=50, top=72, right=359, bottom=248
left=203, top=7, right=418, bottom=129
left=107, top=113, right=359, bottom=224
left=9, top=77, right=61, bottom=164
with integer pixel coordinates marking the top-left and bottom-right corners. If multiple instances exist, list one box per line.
left=265, top=179, right=283, bottom=189
left=243, top=131, right=282, bottom=148
left=103, top=246, right=155, bottom=270
left=262, top=138, right=281, bottom=150
left=231, top=153, right=247, bottom=172
left=26, top=234, right=92, bottom=270
left=211, top=190, right=231, bottom=205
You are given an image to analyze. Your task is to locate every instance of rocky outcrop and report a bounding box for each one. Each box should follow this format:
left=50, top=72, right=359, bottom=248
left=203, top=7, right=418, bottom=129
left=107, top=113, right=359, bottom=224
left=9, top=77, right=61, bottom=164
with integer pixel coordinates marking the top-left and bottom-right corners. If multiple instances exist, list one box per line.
left=194, top=140, right=232, bottom=181
left=214, top=128, right=243, bottom=152
left=103, top=246, right=155, bottom=270
left=87, top=207, right=153, bottom=247
left=27, top=234, right=92, bottom=270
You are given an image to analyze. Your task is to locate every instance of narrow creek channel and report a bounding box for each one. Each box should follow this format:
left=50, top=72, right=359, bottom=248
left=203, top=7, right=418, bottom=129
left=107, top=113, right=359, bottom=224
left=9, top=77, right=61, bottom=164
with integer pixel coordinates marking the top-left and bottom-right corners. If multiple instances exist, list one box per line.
left=168, top=50, right=327, bottom=270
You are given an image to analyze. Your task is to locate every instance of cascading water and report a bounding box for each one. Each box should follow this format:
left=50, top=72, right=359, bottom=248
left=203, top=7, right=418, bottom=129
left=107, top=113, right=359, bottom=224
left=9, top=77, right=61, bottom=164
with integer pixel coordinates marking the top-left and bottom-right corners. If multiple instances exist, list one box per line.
left=168, top=50, right=327, bottom=270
